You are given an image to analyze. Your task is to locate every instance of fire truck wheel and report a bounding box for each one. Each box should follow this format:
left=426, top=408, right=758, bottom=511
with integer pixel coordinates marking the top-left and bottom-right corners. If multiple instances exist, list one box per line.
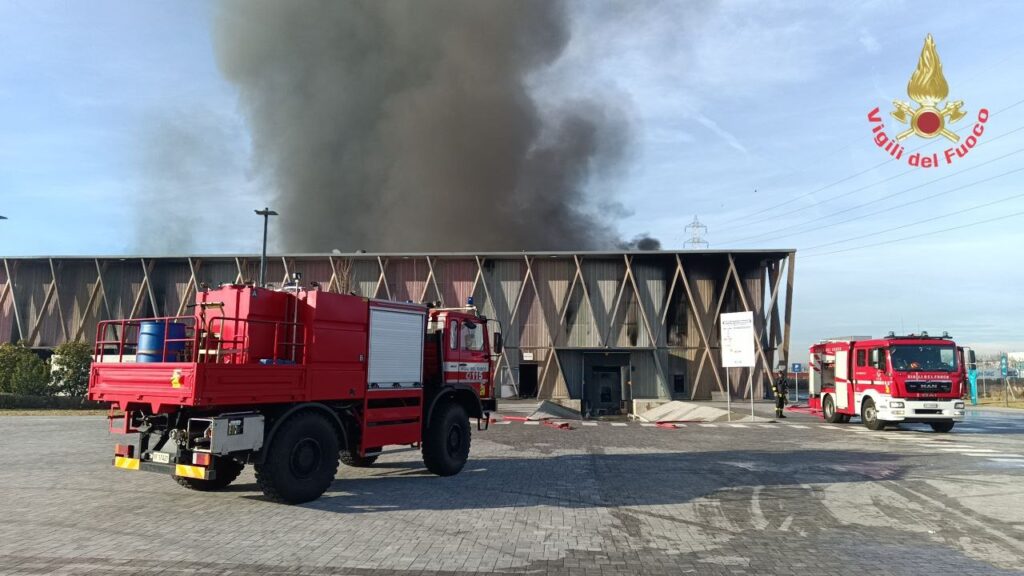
left=929, top=421, right=955, bottom=433
left=340, top=450, right=378, bottom=467
left=422, top=402, right=471, bottom=477
left=255, top=411, right=339, bottom=504
left=175, top=458, right=244, bottom=491
left=861, top=398, right=887, bottom=431
left=822, top=395, right=843, bottom=423
left=839, top=414, right=852, bottom=423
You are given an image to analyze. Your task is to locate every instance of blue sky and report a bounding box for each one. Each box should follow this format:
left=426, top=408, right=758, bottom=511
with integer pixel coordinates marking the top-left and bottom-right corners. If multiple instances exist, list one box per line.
left=1, top=0, right=1023, bottom=354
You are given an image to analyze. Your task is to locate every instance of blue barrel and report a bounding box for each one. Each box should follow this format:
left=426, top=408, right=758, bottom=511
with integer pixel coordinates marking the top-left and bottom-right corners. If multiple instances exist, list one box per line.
left=137, top=321, right=187, bottom=362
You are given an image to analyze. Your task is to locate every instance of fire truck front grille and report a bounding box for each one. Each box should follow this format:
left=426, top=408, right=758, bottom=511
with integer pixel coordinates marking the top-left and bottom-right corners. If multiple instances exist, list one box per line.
left=905, top=381, right=952, bottom=393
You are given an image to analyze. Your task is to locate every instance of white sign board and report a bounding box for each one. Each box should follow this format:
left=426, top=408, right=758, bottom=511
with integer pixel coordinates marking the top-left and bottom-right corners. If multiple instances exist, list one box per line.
left=721, top=311, right=755, bottom=368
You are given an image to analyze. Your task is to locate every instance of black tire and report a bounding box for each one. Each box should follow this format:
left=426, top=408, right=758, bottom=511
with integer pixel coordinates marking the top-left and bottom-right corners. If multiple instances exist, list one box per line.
left=839, top=414, right=852, bottom=423
left=255, top=411, right=339, bottom=504
left=861, top=398, right=887, bottom=431
left=340, top=450, right=378, bottom=467
left=823, top=395, right=843, bottom=423
left=422, top=402, right=471, bottom=477
left=175, top=457, right=244, bottom=491
left=930, top=421, right=955, bottom=433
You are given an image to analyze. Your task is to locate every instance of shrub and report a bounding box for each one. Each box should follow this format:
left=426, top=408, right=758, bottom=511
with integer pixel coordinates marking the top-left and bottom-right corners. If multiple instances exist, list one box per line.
left=0, top=342, right=51, bottom=396
left=51, top=340, right=93, bottom=397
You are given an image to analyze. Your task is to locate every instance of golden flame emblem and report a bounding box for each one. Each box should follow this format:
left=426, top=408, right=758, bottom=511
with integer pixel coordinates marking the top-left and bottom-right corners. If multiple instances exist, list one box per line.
left=891, top=34, right=965, bottom=142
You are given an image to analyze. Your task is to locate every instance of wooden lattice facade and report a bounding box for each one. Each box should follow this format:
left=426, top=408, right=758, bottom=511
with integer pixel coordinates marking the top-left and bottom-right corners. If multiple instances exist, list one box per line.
left=0, top=250, right=794, bottom=403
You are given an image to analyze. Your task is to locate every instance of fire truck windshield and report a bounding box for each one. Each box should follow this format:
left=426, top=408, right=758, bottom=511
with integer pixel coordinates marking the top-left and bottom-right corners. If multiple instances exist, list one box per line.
left=890, top=345, right=957, bottom=372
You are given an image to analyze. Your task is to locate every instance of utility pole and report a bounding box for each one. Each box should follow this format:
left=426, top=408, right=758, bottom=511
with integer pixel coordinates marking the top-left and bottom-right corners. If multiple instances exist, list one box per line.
left=683, top=216, right=709, bottom=249
left=254, top=207, right=278, bottom=287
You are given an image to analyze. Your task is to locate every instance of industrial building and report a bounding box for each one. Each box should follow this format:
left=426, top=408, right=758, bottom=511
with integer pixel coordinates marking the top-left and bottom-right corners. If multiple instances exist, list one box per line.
left=0, top=250, right=795, bottom=413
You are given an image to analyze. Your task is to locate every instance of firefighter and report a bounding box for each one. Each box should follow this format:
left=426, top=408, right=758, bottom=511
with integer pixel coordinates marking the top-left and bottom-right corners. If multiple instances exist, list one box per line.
left=772, top=369, right=789, bottom=419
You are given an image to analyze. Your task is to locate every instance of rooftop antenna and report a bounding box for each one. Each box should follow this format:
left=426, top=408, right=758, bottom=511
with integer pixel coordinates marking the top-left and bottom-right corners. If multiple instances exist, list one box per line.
left=683, top=215, right=709, bottom=249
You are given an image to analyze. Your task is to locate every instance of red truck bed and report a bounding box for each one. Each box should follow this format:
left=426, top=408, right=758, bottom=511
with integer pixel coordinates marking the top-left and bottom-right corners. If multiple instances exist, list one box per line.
left=88, top=286, right=427, bottom=414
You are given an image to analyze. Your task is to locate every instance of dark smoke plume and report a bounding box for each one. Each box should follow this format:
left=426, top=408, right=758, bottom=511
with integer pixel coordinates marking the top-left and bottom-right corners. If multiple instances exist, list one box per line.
left=215, top=0, right=651, bottom=252
left=619, top=234, right=662, bottom=251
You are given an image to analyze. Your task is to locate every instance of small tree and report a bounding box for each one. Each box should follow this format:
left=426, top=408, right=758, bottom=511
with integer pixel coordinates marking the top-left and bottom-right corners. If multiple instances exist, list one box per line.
left=0, top=342, right=50, bottom=396
left=51, top=340, right=94, bottom=397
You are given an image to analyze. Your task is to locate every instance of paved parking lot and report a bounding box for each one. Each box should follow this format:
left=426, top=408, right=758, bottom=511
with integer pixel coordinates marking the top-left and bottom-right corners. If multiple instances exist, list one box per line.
left=1, top=409, right=1023, bottom=575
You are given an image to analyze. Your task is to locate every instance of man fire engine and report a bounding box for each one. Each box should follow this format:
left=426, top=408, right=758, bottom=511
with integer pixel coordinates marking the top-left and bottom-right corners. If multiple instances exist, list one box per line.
left=88, top=278, right=499, bottom=504
left=808, top=332, right=966, bottom=432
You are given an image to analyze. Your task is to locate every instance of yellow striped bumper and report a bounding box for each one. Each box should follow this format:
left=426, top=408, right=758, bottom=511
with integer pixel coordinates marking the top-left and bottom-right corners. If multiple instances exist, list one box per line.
left=114, top=456, right=140, bottom=470
left=174, top=464, right=207, bottom=480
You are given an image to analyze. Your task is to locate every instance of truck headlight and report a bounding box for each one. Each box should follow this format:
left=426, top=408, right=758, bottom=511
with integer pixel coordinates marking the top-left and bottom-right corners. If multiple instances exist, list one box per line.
left=954, top=401, right=965, bottom=409
left=889, top=401, right=905, bottom=409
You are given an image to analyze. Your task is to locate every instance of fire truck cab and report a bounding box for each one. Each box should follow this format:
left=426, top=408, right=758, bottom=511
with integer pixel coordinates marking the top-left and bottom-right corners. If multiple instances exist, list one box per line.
left=809, top=333, right=966, bottom=432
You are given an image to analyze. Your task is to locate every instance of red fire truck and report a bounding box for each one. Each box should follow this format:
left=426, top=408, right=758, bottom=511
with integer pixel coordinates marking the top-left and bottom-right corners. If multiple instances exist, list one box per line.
left=88, top=279, right=500, bottom=503
left=808, top=333, right=966, bottom=432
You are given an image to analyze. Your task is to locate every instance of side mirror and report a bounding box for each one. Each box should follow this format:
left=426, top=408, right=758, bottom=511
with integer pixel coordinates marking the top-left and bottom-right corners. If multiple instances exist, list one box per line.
left=493, top=332, right=503, bottom=354
left=968, top=350, right=976, bottom=371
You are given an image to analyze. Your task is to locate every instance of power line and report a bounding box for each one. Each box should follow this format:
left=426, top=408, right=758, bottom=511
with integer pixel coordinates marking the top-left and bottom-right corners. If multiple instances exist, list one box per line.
left=802, top=188, right=1024, bottom=252
left=718, top=143, right=1024, bottom=246
left=747, top=163, right=1024, bottom=247
left=717, top=96, right=1024, bottom=229
left=717, top=124, right=1024, bottom=245
left=802, top=209, right=1024, bottom=258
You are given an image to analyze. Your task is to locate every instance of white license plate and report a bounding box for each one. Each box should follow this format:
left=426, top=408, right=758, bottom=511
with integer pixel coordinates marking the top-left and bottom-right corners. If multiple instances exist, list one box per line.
left=151, top=452, right=170, bottom=464
left=924, top=403, right=938, bottom=409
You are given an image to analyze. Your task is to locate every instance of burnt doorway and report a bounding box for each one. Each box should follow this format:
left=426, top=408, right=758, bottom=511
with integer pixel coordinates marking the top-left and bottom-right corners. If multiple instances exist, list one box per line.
left=585, top=366, right=623, bottom=417
left=518, top=363, right=538, bottom=398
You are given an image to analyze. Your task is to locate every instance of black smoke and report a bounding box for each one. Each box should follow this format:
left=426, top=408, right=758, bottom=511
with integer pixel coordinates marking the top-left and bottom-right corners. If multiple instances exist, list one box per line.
left=215, top=0, right=655, bottom=252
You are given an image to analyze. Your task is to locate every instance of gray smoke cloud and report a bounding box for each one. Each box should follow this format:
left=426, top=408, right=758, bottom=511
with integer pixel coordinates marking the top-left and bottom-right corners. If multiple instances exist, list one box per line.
left=215, top=0, right=656, bottom=252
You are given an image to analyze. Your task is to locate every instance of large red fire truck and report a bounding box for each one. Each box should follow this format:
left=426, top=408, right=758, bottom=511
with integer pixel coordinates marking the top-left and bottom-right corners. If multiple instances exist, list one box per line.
left=88, top=279, right=500, bottom=503
left=808, top=333, right=966, bottom=432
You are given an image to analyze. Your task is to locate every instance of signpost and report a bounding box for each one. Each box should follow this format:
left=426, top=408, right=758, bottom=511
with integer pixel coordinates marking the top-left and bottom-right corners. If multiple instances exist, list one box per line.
left=791, top=362, right=803, bottom=404
left=721, top=312, right=756, bottom=421
left=1001, top=354, right=1010, bottom=407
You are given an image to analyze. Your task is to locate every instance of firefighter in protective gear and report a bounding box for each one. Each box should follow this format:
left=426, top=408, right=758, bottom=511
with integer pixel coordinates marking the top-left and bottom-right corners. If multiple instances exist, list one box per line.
left=772, top=369, right=789, bottom=419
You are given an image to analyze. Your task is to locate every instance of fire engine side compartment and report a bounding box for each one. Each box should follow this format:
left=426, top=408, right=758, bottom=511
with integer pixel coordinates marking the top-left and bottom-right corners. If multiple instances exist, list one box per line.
left=301, top=290, right=370, bottom=401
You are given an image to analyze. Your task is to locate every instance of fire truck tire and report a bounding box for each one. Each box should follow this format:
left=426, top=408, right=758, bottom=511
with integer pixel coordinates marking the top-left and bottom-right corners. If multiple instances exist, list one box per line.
left=822, top=395, right=843, bottom=423
left=174, top=458, right=244, bottom=491
left=422, top=402, right=471, bottom=477
left=340, top=450, right=378, bottom=467
left=861, top=398, right=887, bottom=431
left=930, top=421, right=955, bottom=433
left=255, top=411, right=339, bottom=504
left=839, top=414, right=852, bottom=423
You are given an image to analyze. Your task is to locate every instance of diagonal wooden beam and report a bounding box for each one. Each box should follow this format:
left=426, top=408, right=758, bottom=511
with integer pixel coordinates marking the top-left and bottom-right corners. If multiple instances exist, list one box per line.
left=676, top=254, right=725, bottom=395
left=175, top=258, right=203, bottom=317
left=763, top=259, right=785, bottom=366
left=26, top=260, right=59, bottom=346
left=623, top=255, right=668, bottom=396
left=727, top=255, right=775, bottom=396
left=95, top=259, right=111, bottom=321
left=74, top=261, right=105, bottom=342
left=569, top=255, right=601, bottom=348
left=326, top=256, right=340, bottom=293
left=509, top=255, right=533, bottom=323
left=49, top=259, right=68, bottom=343
left=602, top=261, right=630, bottom=347
left=780, top=253, right=796, bottom=370
left=3, top=259, right=24, bottom=341
left=376, top=257, right=391, bottom=300
left=140, top=258, right=159, bottom=317
left=656, top=258, right=681, bottom=344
